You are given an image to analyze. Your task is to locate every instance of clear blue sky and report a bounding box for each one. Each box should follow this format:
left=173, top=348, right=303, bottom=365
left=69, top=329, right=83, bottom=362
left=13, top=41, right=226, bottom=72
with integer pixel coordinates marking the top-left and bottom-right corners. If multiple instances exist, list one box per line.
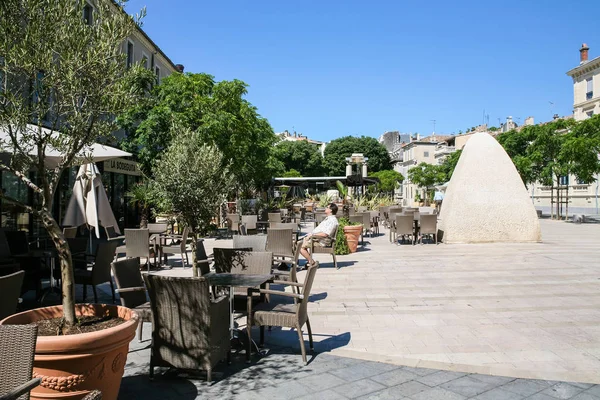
left=125, top=0, right=600, bottom=142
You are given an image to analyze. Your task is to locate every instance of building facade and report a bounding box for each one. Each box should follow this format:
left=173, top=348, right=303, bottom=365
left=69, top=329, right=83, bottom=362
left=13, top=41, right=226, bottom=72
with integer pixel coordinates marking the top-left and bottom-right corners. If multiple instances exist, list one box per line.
left=0, top=1, right=180, bottom=234
left=567, top=44, right=600, bottom=121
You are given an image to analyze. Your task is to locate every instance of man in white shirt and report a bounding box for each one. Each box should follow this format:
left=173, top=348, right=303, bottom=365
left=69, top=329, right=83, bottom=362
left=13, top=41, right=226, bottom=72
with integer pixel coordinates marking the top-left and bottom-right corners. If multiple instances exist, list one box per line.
left=299, top=203, right=339, bottom=268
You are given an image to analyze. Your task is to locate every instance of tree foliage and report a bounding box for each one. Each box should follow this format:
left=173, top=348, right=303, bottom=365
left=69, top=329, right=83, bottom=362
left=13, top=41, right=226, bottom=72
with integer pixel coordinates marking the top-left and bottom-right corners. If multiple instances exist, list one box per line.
left=408, top=162, right=446, bottom=205
left=273, top=140, right=325, bottom=177
left=438, top=149, right=462, bottom=182
left=323, top=136, right=391, bottom=176
left=369, top=169, right=404, bottom=192
left=153, top=127, right=233, bottom=277
left=497, top=116, right=600, bottom=218
left=282, top=168, right=302, bottom=177
left=118, top=72, right=279, bottom=189
left=0, top=0, right=147, bottom=325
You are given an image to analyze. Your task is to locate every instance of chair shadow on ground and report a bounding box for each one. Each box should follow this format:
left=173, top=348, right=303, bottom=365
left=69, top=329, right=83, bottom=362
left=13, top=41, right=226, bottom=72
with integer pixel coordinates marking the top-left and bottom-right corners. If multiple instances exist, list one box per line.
left=121, top=333, right=352, bottom=399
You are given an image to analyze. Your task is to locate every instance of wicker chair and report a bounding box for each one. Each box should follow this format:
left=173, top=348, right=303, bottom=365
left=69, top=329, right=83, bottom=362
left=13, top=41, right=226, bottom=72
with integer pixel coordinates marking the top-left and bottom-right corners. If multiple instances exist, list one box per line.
left=418, top=214, right=438, bottom=244
left=232, top=235, right=267, bottom=251
left=226, top=213, right=240, bottom=236
left=311, top=226, right=338, bottom=269
left=159, top=226, right=191, bottom=268
left=124, top=229, right=154, bottom=272
left=241, top=215, right=257, bottom=233
left=269, top=222, right=300, bottom=241
left=74, top=240, right=120, bottom=303
left=213, top=249, right=272, bottom=301
left=62, top=226, right=78, bottom=239
left=111, top=257, right=150, bottom=342
left=195, top=239, right=212, bottom=276
left=251, top=262, right=319, bottom=364
left=143, top=275, right=230, bottom=382
left=391, top=214, right=415, bottom=244
left=0, top=271, right=24, bottom=320
left=0, top=324, right=40, bottom=400
left=105, top=226, right=126, bottom=257
left=267, top=212, right=281, bottom=223
left=266, top=228, right=297, bottom=273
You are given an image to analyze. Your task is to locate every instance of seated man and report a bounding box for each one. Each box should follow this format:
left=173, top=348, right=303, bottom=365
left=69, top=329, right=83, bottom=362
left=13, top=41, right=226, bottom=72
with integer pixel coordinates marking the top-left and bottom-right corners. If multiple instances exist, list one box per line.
left=298, top=203, right=338, bottom=268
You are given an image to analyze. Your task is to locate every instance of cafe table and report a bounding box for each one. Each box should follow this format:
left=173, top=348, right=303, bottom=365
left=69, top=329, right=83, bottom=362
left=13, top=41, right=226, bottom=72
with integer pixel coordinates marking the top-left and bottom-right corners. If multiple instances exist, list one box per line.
left=203, top=272, right=274, bottom=362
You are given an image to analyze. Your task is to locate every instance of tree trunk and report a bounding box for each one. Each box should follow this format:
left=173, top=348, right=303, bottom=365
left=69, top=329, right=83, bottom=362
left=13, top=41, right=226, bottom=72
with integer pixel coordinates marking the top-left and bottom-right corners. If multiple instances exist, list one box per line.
left=38, top=208, right=76, bottom=326
left=190, top=230, right=199, bottom=278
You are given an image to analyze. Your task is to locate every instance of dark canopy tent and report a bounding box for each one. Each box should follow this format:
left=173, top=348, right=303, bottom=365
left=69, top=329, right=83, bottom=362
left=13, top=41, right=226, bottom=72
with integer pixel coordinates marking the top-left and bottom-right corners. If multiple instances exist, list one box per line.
left=271, top=176, right=380, bottom=198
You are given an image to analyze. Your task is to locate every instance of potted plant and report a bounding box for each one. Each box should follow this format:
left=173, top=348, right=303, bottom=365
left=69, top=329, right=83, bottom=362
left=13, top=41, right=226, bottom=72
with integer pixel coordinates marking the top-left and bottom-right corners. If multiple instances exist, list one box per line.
left=0, top=2, right=150, bottom=399
left=335, top=217, right=363, bottom=254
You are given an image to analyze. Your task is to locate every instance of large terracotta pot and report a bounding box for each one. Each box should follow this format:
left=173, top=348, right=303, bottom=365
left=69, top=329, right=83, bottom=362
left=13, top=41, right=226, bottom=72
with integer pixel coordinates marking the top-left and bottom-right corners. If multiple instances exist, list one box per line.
left=344, top=224, right=363, bottom=253
left=1, top=304, right=138, bottom=400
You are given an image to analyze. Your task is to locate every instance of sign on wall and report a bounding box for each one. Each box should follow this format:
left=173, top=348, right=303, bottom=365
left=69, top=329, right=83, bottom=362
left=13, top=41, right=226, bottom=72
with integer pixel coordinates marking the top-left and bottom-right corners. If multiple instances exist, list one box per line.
left=103, top=158, right=141, bottom=176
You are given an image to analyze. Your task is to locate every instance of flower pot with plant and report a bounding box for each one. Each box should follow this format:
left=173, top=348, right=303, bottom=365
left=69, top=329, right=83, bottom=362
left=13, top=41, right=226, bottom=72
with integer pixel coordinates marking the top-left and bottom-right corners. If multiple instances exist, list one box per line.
left=335, top=217, right=363, bottom=255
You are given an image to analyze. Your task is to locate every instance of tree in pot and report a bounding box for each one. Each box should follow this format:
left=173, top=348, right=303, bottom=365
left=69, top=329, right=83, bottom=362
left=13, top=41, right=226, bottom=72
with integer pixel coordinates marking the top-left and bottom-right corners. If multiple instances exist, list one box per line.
left=152, top=127, right=234, bottom=278
left=335, top=217, right=363, bottom=255
left=0, top=1, right=151, bottom=398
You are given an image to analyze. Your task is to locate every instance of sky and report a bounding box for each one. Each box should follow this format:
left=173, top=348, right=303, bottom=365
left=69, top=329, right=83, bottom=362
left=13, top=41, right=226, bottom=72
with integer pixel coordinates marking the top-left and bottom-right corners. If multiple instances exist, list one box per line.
left=125, top=0, right=600, bottom=143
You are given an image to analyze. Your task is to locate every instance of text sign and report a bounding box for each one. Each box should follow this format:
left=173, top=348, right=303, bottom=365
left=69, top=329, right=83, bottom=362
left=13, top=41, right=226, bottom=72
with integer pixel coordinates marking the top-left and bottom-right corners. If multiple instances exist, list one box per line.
left=104, top=158, right=141, bottom=176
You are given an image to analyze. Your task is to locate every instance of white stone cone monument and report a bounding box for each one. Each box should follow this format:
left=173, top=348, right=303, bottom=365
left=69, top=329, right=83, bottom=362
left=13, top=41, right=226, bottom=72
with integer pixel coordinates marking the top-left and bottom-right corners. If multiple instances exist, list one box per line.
left=438, top=132, right=541, bottom=243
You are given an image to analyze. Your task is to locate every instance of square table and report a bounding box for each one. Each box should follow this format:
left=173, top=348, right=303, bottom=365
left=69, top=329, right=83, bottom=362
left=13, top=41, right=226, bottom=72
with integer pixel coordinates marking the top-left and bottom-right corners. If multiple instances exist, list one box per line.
left=204, top=273, right=274, bottom=362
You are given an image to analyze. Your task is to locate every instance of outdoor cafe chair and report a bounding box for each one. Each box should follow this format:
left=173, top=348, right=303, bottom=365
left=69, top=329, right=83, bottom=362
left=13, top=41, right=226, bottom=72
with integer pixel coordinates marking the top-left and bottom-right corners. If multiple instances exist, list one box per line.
left=159, top=226, right=191, bottom=268
left=0, top=270, right=24, bottom=320
left=233, top=234, right=267, bottom=251
left=269, top=222, right=300, bottom=241
left=250, top=261, right=319, bottom=365
left=311, top=225, right=338, bottom=269
left=111, top=257, right=151, bottom=342
left=268, top=212, right=282, bottom=224
left=419, top=214, right=439, bottom=244
left=124, top=229, right=155, bottom=272
left=226, top=213, right=241, bottom=236
left=143, top=274, right=230, bottom=383
left=391, top=214, right=415, bottom=244
left=194, top=239, right=213, bottom=276
left=241, top=215, right=258, bottom=233
left=74, top=239, right=120, bottom=303
left=314, top=212, right=327, bottom=228
left=0, top=324, right=40, bottom=400
left=62, top=226, right=78, bottom=239
left=267, top=228, right=297, bottom=268
left=105, top=225, right=126, bottom=257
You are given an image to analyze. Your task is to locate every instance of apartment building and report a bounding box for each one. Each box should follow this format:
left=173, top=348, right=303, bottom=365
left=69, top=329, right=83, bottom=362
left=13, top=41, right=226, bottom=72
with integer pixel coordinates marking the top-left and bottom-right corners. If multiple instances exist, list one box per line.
left=528, top=44, right=600, bottom=215
left=567, top=44, right=600, bottom=121
left=397, top=137, right=440, bottom=206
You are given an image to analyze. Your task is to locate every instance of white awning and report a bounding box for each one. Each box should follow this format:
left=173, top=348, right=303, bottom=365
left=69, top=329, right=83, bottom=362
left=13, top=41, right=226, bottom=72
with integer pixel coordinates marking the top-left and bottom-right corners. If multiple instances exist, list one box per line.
left=0, top=124, right=131, bottom=168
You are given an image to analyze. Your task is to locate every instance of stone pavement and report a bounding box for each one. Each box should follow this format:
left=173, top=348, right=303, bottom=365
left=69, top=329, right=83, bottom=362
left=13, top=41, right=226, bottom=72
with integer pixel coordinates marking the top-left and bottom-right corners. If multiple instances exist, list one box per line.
left=192, top=219, right=600, bottom=385
left=29, top=218, right=600, bottom=398
left=120, top=330, right=600, bottom=399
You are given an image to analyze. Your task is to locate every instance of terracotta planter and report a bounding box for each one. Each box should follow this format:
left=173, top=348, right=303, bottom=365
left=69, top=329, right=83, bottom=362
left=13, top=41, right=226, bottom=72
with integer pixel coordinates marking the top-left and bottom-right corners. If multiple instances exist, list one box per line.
left=344, top=224, right=363, bottom=253
left=1, top=304, right=138, bottom=400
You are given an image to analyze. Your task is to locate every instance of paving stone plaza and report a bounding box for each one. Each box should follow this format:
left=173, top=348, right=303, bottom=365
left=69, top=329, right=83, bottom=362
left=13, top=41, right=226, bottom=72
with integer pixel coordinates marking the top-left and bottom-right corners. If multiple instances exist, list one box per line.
left=110, top=218, right=600, bottom=399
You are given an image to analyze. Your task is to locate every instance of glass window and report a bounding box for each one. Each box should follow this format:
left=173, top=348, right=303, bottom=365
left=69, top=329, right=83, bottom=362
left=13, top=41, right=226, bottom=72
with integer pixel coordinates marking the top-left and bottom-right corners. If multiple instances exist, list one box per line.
left=586, top=78, right=593, bottom=100
left=126, top=41, right=134, bottom=68
left=155, top=66, right=161, bottom=84
left=424, top=151, right=429, bottom=157
left=1, top=172, right=31, bottom=232
left=559, top=176, right=569, bottom=186
left=83, top=3, right=93, bottom=25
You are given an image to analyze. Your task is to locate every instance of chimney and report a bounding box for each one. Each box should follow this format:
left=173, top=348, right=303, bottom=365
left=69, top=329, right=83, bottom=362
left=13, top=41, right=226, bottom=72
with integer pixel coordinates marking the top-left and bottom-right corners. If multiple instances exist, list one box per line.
left=175, top=64, right=185, bottom=73
left=580, top=43, right=590, bottom=64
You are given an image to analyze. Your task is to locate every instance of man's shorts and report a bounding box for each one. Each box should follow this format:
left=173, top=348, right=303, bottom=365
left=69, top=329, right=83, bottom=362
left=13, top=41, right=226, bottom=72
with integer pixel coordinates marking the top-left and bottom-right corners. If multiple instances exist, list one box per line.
left=300, top=235, right=332, bottom=249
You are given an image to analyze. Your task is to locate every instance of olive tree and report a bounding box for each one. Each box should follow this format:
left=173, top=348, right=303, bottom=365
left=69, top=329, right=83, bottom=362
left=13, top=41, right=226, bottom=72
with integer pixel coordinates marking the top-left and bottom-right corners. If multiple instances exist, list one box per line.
left=0, top=0, right=148, bottom=325
left=153, top=127, right=233, bottom=277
